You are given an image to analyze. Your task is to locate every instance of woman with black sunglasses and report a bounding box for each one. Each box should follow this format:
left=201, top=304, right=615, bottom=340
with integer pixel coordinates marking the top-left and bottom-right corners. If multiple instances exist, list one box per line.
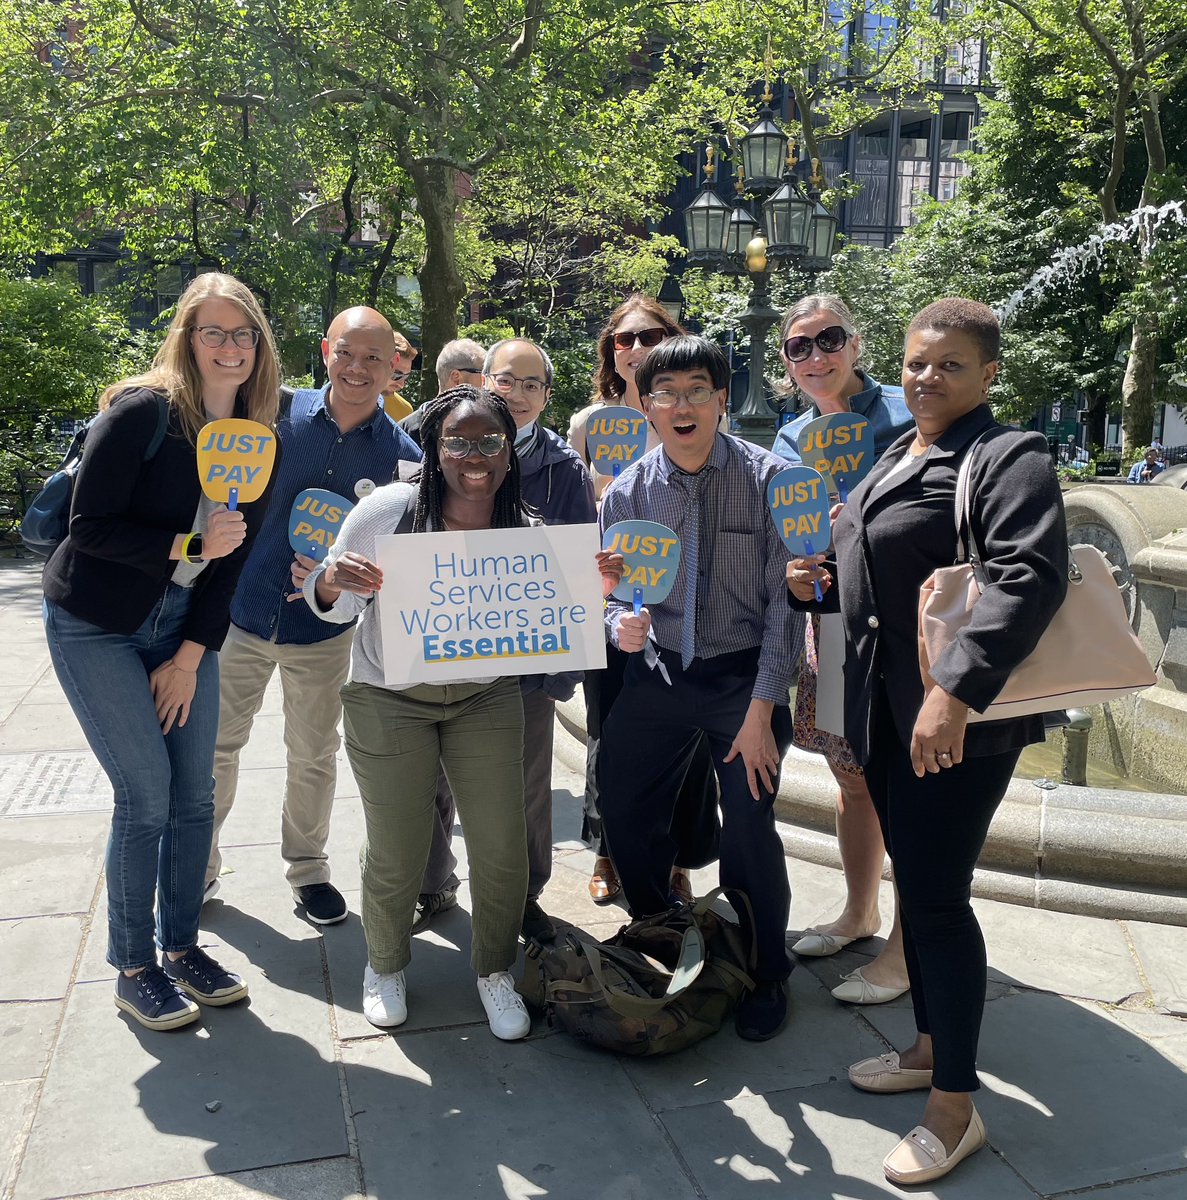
left=773, top=294, right=913, bottom=1007
left=568, top=295, right=722, bottom=908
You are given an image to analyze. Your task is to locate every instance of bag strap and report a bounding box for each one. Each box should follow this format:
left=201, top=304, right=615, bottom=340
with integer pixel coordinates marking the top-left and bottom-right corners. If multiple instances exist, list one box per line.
left=580, top=922, right=708, bottom=1019
left=145, top=393, right=170, bottom=461
left=952, top=431, right=991, bottom=566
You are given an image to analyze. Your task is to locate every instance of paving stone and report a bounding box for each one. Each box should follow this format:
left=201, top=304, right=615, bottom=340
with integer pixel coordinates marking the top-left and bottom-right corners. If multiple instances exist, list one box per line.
left=1127, top=920, right=1187, bottom=1015
left=0, top=1081, right=38, bottom=1198
left=0, top=812, right=107, bottom=917
left=15, top=966, right=345, bottom=1200
left=36, top=1157, right=364, bottom=1200
left=659, top=1078, right=1035, bottom=1198
left=0, top=915, right=84, bottom=1001
left=343, top=1031, right=700, bottom=1199
left=0, top=641, right=54, bottom=688
left=970, top=899, right=1143, bottom=1002
left=1100, top=1006, right=1187, bottom=1071
left=0, top=1003, right=60, bottom=1083
left=0, top=704, right=90, bottom=754
left=1073, top=1172, right=1187, bottom=1199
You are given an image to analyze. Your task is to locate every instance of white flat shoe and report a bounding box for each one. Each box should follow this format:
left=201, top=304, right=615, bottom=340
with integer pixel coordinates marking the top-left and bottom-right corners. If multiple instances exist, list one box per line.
left=791, top=928, right=860, bottom=957
left=832, top=966, right=909, bottom=1005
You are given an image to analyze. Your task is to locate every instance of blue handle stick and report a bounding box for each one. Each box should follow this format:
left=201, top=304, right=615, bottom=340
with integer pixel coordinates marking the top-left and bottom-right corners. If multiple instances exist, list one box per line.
left=836, top=475, right=849, bottom=505
left=803, top=538, right=824, bottom=603
left=613, top=463, right=622, bottom=478
left=633, top=586, right=643, bottom=617
left=228, top=486, right=239, bottom=512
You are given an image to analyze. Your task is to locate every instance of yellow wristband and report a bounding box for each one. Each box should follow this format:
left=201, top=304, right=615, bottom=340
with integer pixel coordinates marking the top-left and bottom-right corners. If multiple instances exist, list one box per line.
left=180, top=531, right=198, bottom=561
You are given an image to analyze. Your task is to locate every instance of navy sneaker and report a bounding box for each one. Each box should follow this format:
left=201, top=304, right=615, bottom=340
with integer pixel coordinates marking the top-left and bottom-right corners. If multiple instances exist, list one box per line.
left=163, top=946, right=249, bottom=1006
left=115, top=965, right=200, bottom=1030
left=292, top=882, right=348, bottom=925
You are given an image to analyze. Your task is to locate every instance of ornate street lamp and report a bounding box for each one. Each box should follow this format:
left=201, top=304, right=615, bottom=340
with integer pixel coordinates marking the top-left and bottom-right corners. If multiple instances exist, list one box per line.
left=762, top=152, right=813, bottom=258
left=657, top=275, right=685, bottom=325
left=739, top=88, right=788, bottom=193
left=805, top=159, right=840, bottom=269
left=683, top=147, right=730, bottom=265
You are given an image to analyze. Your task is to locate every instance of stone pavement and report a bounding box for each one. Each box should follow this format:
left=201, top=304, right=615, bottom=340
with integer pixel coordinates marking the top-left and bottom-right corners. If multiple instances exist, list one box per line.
left=1, top=558, right=1185, bottom=1200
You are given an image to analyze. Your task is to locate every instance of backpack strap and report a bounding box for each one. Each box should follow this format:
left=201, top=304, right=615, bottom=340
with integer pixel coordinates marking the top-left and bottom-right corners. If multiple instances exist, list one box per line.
left=144, top=392, right=170, bottom=460
left=578, top=923, right=707, bottom=1018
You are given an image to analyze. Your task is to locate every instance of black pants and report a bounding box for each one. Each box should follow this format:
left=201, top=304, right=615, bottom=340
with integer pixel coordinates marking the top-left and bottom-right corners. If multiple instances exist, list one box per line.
left=863, top=693, right=1020, bottom=1093
left=598, top=647, right=793, bottom=981
left=582, top=643, right=720, bottom=867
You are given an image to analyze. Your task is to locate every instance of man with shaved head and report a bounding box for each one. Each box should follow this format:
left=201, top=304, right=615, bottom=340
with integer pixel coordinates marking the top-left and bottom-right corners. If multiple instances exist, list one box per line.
left=207, top=306, right=421, bottom=925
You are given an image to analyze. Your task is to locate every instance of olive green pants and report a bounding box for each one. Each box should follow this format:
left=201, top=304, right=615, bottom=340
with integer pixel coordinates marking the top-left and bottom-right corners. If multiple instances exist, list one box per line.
left=341, top=677, right=527, bottom=976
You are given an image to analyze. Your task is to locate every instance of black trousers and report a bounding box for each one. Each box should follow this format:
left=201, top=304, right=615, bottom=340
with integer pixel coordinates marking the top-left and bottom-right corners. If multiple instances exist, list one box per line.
left=581, top=643, right=720, bottom=867
left=598, top=647, right=793, bottom=981
left=863, top=692, right=1020, bottom=1093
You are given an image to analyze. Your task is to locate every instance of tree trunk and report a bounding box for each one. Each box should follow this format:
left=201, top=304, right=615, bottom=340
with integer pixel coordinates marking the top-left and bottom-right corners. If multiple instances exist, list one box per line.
left=1087, top=389, right=1109, bottom=453
left=411, top=161, right=465, bottom=382
left=1121, top=315, right=1159, bottom=450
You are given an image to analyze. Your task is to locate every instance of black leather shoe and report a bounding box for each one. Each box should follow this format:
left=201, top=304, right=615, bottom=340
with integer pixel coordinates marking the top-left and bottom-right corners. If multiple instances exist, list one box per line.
left=735, top=979, right=788, bottom=1041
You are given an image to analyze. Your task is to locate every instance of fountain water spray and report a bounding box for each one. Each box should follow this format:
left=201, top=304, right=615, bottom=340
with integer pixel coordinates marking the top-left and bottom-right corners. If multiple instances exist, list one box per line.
left=995, top=201, right=1187, bottom=324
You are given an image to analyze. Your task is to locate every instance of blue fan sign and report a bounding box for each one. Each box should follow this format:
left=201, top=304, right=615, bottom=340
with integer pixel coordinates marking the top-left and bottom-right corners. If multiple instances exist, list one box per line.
left=288, top=489, right=355, bottom=560
left=602, top=520, right=681, bottom=614
left=794, top=413, right=873, bottom=502
left=768, top=466, right=832, bottom=603
left=585, top=406, right=650, bottom=477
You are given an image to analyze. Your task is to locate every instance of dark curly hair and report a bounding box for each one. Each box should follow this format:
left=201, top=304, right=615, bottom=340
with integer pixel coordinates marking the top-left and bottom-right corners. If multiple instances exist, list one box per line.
left=411, top=385, right=532, bottom=532
left=907, top=298, right=1001, bottom=364
left=593, top=294, right=686, bottom=402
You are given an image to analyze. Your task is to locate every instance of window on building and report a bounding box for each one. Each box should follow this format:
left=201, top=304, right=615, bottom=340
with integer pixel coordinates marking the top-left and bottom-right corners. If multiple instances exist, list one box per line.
left=852, top=118, right=892, bottom=228
left=47, top=260, right=80, bottom=290
left=937, top=110, right=973, bottom=202
left=155, top=266, right=184, bottom=318
left=861, top=1, right=897, bottom=58
left=895, top=116, right=932, bottom=226
left=942, top=0, right=982, bottom=83
left=92, top=261, right=120, bottom=294
left=823, top=0, right=853, bottom=78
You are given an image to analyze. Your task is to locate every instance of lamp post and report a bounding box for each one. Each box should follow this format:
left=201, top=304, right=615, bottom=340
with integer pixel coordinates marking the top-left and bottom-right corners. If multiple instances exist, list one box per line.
left=677, top=94, right=839, bottom=447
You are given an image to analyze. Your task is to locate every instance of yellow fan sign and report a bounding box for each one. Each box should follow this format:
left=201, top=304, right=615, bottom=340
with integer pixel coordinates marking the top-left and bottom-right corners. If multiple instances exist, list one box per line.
left=196, top=419, right=277, bottom=508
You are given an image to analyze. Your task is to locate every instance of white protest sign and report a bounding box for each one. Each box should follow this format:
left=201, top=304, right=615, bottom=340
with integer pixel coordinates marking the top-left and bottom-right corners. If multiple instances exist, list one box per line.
left=374, top=523, right=607, bottom=685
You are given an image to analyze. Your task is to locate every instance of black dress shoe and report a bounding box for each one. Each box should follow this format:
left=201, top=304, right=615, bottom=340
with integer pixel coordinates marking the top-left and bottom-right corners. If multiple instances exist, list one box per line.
left=735, top=979, right=788, bottom=1041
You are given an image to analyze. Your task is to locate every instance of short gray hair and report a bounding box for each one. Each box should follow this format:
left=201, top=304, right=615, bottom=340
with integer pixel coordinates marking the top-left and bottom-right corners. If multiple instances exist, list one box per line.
left=484, top=338, right=554, bottom=387
left=435, top=338, right=487, bottom=390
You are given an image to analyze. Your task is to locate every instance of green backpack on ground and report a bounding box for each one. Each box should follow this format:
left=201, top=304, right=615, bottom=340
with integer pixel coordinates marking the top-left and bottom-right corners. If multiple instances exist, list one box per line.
left=522, top=889, right=756, bottom=1057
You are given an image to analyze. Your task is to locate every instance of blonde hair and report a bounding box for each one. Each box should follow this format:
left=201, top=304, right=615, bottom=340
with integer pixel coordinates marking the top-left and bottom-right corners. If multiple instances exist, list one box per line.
left=776, top=292, right=864, bottom=402
left=100, top=272, right=280, bottom=444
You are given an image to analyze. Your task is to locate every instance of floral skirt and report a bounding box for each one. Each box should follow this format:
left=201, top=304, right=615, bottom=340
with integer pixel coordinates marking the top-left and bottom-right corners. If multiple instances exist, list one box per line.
left=792, top=613, right=862, bottom=778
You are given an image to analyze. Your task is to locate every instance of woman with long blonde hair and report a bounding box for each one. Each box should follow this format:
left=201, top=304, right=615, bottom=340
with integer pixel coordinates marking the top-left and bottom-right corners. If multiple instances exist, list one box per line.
left=43, top=272, right=279, bottom=1031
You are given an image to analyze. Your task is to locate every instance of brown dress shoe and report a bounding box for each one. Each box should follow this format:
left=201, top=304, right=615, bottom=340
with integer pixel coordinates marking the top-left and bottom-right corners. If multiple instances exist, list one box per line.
left=588, top=857, right=621, bottom=905
left=669, top=867, right=695, bottom=906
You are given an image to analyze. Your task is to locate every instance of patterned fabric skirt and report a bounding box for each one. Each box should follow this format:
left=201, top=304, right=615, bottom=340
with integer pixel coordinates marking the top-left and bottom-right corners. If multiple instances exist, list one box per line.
left=792, top=613, right=863, bottom=778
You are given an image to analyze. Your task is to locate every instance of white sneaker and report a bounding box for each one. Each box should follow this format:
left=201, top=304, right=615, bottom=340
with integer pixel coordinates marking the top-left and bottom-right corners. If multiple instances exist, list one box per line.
left=362, top=964, right=407, bottom=1027
left=477, top=971, right=530, bottom=1041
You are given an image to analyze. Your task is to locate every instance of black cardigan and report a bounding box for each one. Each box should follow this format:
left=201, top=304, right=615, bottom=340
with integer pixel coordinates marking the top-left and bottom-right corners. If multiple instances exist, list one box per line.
left=791, top=404, right=1068, bottom=763
left=42, top=387, right=274, bottom=649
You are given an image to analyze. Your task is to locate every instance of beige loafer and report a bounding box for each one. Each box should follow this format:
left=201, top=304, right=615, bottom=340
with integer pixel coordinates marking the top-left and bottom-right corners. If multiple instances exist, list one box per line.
left=832, top=967, right=910, bottom=1006
left=848, top=1051, right=933, bottom=1093
left=883, top=1107, right=986, bottom=1185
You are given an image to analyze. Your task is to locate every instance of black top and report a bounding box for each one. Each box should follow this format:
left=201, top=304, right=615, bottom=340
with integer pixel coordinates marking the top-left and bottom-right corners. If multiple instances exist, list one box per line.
left=792, top=404, right=1068, bottom=763
left=42, top=387, right=274, bottom=648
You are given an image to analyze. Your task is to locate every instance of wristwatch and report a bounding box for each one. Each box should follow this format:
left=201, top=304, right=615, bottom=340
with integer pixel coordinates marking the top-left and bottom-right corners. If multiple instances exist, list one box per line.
left=181, top=532, right=205, bottom=564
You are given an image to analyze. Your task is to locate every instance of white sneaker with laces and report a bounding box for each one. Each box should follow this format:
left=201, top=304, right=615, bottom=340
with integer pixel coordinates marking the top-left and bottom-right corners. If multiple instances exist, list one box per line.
left=363, top=964, right=407, bottom=1027
left=477, top=971, right=530, bottom=1041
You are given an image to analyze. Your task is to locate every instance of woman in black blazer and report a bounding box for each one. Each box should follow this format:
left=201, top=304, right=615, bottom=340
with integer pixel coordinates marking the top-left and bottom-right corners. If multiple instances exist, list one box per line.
left=42, top=273, right=279, bottom=1032
left=789, top=299, right=1067, bottom=1185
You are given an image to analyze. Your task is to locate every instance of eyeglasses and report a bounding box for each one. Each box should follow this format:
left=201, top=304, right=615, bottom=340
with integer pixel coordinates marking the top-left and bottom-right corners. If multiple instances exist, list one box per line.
left=388, top=371, right=410, bottom=383
left=195, top=325, right=260, bottom=350
left=487, top=371, right=548, bottom=398
left=457, top=366, right=483, bottom=377
left=612, top=327, right=667, bottom=351
left=439, top=433, right=509, bottom=458
left=782, top=325, right=848, bottom=362
left=646, top=387, right=718, bottom=409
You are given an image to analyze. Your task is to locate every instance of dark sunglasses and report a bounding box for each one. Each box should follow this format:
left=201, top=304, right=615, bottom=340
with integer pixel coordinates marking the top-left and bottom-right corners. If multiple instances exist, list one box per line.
left=439, top=433, right=508, bottom=459
left=612, top=327, right=667, bottom=351
left=782, top=325, right=849, bottom=362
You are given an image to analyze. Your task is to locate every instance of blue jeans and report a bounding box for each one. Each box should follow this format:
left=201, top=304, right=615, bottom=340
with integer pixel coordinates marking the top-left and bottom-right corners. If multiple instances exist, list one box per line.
left=44, top=585, right=220, bottom=970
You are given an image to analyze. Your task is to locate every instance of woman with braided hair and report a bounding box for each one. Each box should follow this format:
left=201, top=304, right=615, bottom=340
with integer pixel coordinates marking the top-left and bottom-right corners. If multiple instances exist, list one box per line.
left=300, top=385, right=537, bottom=1038
left=302, top=386, right=621, bottom=1040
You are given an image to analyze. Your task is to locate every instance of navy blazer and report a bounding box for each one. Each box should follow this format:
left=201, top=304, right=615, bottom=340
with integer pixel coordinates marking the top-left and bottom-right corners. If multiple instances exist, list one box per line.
left=794, top=404, right=1068, bottom=763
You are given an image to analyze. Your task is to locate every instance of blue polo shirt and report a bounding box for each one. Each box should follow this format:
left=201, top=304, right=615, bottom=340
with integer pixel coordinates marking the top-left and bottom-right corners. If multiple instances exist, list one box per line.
left=229, top=386, right=422, bottom=645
